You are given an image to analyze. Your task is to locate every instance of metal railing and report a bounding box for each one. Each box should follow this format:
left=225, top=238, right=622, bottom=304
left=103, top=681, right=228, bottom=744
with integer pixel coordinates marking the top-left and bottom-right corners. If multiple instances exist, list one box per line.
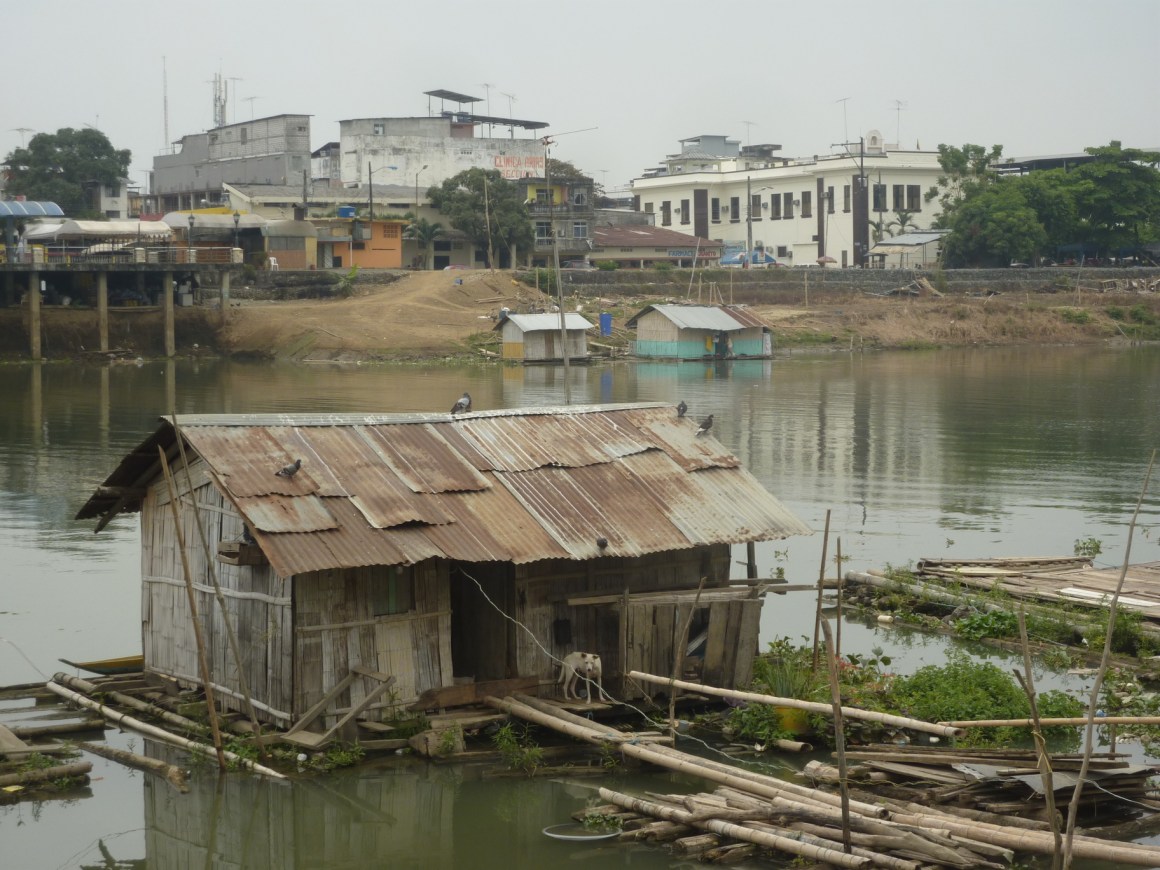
left=1, top=245, right=241, bottom=267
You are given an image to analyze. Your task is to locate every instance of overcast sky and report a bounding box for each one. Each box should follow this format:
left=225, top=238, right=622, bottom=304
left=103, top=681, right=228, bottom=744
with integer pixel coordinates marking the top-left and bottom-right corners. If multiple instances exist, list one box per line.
left=5, top=0, right=1157, bottom=193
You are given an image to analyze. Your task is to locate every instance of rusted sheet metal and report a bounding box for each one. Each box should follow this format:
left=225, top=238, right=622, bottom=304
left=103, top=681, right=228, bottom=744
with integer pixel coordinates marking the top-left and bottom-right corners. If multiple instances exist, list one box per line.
left=331, top=428, right=452, bottom=528
left=451, top=415, right=609, bottom=471
left=622, top=408, right=740, bottom=471
left=181, top=427, right=321, bottom=498
left=619, top=452, right=812, bottom=544
left=418, top=484, right=571, bottom=564
left=721, top=306, right=769, bottom=330
left=233, top=494, right=339, bottom=533
left=357, top=424, right=489, bottom=494
left=494, top=463, right=689, bottom=560
left=253, top=499, right=444, bottom=576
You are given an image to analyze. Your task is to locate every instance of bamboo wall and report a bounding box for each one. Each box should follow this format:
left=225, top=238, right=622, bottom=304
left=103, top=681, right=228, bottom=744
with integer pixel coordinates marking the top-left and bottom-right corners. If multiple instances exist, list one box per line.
left=293, top=559, right=453, bottom=722
left=511, top=545, right=734, bottom=693
left=141, top=458, right=294, bottom=724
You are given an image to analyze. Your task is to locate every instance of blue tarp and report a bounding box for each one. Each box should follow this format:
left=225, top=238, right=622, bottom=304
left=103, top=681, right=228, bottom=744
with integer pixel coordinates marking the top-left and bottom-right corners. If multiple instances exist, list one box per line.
left=719, top=250, right=780, bottom=266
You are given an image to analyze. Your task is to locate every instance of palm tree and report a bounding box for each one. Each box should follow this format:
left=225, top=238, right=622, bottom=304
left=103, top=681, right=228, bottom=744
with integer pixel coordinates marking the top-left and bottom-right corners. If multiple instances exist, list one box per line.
left=888, top=210, right=921, bottom=236
left=404, top=215, right=444, bottom=270
left=871, top=216, right=889, bottom=244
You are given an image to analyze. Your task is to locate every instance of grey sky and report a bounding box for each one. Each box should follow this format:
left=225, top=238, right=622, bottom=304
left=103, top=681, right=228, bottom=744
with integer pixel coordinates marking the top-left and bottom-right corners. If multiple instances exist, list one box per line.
left=5, top=0, right=1156, bottom=193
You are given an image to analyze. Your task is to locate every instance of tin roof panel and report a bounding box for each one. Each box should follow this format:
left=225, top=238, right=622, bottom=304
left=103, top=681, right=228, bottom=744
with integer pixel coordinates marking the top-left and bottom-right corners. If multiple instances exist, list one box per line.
left=358, top=424, right=489, bottom=494
left=181, top=427, right=321, bottom=497
left=233, top=494, right=339, bottom=533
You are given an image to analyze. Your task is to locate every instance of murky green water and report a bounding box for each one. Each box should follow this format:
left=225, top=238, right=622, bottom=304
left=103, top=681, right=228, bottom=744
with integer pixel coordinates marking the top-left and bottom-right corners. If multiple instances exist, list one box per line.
left=2, top=347, right=1158, bottom=867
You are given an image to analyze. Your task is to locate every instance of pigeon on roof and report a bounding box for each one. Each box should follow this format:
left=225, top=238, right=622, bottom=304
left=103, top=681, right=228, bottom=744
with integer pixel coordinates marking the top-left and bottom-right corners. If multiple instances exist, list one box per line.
left=695, top=415, right=713, bottom=436
left=275, top=458, right=302, bottom=477
left=451, top=392, right=472, bottom=415
left=677, top=400, right=687, bottom=418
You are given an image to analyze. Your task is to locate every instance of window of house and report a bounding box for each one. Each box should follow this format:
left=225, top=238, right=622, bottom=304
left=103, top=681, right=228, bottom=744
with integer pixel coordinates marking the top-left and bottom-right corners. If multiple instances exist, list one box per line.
left=680, top=199, right=690, bottom=225
left=240, top=128, right=248, bottom=145
left=841, top=250, right=848, bottom=267
left=661, top=201, right=671, bottom=226
left=711, top=197, right=720, bottom=221
left=750, top=194, right=762, bottom=221
left=801, top=191, right=812, bottom=218
left=907, top=185, right=922, bottom=211
left=770, top=195, right=781, bottom=219
left=535, top=188, right=552, bottom=204
left=434, top=240, right=452, bottom=252
left=383, top=224, right=399, bottom=238
left=373, top=123, right=385, bottom=135
left=644, top=202, right=654, bottom=213
left=535, top=221, right=552, bottom=238
left=776, top=245, right=788, bottom=258
left=371, top=565, right=414, bottom=616
left=620, top=247, right=633, bottom=252
left=104, top=184, right=119, bottom=197
left=872, top=183, right=886, bottom=212
left=729, top=196, right=740, bottom=222
left=843, top=185, right=851, bottom=213
left=209, top=134, right=218, bottom=145
left=572, top=190, right=588, bottom=206
left=892, top=184, right=904, bottom=211
left=573, top=221, right=587, bottom=238
left=783, top=193, right=794, bottom=219
left=105, top=210, right=120, bottom=219
left=827, top=186, right=835, bottom=214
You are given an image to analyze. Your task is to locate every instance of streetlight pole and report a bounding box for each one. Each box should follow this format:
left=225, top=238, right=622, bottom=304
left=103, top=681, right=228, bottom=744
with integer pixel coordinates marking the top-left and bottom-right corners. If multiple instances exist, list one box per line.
left=832, top=136, right=867, bottom=267
left=367, top=161, right=374, bottom=220
left=414, top=164, right=428, bottom=268
left=232, top=210, right=240, bottom=250
left=187, top=213, right=194, bottom=262
left=745, top=175, right=753, bottom=269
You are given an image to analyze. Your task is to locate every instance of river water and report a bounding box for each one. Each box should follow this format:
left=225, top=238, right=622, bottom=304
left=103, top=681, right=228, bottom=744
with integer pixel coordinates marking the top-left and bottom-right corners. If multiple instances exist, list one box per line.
left=2, top=346, right=1159, bottom=868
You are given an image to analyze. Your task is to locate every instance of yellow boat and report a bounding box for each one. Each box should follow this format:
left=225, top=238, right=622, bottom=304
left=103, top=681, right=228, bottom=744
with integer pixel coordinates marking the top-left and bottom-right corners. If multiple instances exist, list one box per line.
left=58, top=654, right=144, bottom=676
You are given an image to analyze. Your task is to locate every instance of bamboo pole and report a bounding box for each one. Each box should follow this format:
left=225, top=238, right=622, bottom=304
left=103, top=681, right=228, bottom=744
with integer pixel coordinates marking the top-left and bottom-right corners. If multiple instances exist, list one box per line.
left=0, top=762, right=91, bottom=788
left=597, top=787, right=874, bottom=869
left=818, top=611, right=852, bottom=854
left=627, top=671, right=964, bottom=738
left=1015, top=609, right=1061, bottom=870
left=811, top=509, right=832, bottom=670
left=8, top=718, right=105, bottom=739
left=1064, top=449, right=1156, bottom=870
left=45, top=681, right=285, bottom=779
left=943, top=714, right=1160, bottom=728
left=158, top=447, right=227, bottom=771
left=52, top=672, right=208, bottom=736
left=669, top=576, right=705, bottom=737
left=171, top=417, right=264, bottom=739
left=77, top=741, right=188, bottom=792
left=836, top=537, right=844, bottom=658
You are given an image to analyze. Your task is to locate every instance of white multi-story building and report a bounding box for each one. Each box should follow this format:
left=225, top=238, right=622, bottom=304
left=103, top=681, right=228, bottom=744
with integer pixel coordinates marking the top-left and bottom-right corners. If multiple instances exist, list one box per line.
left=339, top=90, right=549, bottom=194
left=631, top=130, right=946, bottom=267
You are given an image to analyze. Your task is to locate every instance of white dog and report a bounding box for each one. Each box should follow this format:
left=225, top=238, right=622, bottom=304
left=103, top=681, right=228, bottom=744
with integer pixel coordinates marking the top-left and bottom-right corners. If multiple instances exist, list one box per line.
left=558, top=651, right=604, bottom=703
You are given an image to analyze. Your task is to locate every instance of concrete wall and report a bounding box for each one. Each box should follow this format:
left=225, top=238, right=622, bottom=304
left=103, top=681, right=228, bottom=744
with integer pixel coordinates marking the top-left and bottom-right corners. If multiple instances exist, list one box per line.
left=548, top=267, right=1160, bottom=303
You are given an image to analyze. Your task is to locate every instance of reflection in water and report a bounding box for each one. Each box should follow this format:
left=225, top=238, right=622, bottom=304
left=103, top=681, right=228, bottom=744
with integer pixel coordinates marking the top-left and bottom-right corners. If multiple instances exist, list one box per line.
left=1, top=347, right=1158, bottom=867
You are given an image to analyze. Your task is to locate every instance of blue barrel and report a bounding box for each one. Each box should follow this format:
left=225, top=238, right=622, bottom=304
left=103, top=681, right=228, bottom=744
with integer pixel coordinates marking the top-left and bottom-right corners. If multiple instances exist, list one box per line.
left=599, top=312, right=612, bottom=336
left=337, top=205, right=356, bottom=218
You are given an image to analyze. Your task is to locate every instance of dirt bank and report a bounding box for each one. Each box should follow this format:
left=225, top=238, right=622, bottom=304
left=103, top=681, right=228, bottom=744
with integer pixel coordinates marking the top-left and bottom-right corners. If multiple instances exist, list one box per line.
left=3, top=270, right=1158, bottom=361
left=219, top=270, right=1160, bottom=360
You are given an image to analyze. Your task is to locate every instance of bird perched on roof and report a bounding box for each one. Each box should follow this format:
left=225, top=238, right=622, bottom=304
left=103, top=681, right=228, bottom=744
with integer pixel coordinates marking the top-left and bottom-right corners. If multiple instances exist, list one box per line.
left=676, top=400, right=687, bottom=418
left=451, top=392, right=472, bottom=414
left=275, top=458, right=302, bottom=477
left=695, top=415, right=713, bottom=436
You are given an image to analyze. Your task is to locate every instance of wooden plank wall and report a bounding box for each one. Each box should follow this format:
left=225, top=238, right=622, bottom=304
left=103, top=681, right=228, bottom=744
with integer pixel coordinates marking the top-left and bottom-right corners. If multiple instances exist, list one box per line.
left=293, top=560, right=451, bottom=726
left=513, top=545, right=731, bottom=688
left=141, top=458, right=294, bottom=724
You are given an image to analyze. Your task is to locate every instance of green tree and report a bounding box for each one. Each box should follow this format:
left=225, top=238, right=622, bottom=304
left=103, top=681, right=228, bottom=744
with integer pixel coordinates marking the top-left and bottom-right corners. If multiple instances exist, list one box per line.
left=404, top=217, right=444, bottom=270
left=3, top=127, right=131, bottom=217
left=427, top=168, right=533, bottom=267
left=1008, top=171, right=1078, bottom=255
left=1064, top=141, right=1160, bottom=252
left=925, top=143, right=1004, bottom=228
left=871, top=216, right=889, bottom=243
left=888, top=210, right=921, bottom=235
left=942, top=183, right=1047, bottom=267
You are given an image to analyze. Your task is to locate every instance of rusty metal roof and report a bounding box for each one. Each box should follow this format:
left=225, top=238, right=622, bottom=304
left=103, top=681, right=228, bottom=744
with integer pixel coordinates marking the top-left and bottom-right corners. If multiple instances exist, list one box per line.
left=77, top=404, right=811, bottom=577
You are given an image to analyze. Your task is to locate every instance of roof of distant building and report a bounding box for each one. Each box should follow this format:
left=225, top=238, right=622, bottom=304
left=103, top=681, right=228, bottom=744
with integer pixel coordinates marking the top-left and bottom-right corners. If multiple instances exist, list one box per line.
left=592, top=225, right=723, bottom=249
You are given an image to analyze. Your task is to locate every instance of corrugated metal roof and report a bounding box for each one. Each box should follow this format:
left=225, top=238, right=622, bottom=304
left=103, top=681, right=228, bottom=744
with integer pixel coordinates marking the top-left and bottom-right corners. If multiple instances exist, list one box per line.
left=626, top=304, right=769, bottom=332
left=499, top=313, right=594, bottom=333
left=78, top=404, right=811, bottom=576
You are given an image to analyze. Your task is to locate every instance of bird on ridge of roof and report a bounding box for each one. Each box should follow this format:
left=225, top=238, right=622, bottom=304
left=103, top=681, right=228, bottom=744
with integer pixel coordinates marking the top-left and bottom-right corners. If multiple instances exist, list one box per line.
left=695, top=415, right=713, bottom=436
left=275, top=458, right=302, bottom=477
left=676, top=400, right=687, bottom=418
left=451, top=392, right=472, bottom=415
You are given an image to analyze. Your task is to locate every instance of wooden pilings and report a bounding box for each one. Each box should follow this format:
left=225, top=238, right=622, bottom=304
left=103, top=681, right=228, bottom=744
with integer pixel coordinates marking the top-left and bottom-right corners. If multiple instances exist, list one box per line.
left=27, top=270, right=40, bottom=360
left=96, top=271, right=109, bottom=352
left=163, top=270, right=175, bottom=357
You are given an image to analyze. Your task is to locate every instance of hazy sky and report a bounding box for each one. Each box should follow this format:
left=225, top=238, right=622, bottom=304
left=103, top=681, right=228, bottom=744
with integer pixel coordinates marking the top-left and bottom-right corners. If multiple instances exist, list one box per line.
left=4, top=1, right=1156, bottom=193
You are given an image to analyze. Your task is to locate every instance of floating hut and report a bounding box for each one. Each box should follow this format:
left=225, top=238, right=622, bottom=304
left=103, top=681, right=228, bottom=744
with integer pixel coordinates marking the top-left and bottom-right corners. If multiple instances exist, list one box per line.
left=76, top=403, right=810, bottom=734
left=493, top=312, right=593, bottom=363
left=626, top=304, right=772, bottom=360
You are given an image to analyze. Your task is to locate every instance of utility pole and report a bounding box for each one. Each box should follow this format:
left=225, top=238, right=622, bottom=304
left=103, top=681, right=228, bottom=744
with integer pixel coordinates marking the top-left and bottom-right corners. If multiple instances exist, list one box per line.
left=745, top=175, right=753, bottom=268
left=484, top=174, right=495, bottom=270
left=833, top=137, right=868, bottom=267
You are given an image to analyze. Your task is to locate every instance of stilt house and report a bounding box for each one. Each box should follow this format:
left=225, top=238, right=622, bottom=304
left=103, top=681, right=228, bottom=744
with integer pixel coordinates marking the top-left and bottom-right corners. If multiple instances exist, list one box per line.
left=77, top=404, right=810, bottom=733
left=627, top=304, right=772, bottom=360
left=494, top=312, right=594, bottom=363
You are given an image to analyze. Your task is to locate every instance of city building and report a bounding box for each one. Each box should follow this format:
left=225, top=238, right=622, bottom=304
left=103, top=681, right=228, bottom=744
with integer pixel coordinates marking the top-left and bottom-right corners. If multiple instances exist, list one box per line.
left=626, top=304, right=771, bottom=360
left=519, top=175, right=595, bottom=266
left=631, top=130, right=946, bottom=268
left=81, top=177, right=134, bottom=219
left=152, top=114, right=312, bottom=213
left=590, top=225, right=723, bottom=269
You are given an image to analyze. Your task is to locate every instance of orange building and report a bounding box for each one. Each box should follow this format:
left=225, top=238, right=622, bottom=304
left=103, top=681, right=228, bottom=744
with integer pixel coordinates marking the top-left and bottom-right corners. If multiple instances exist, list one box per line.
left=314, top=218, right=407, bottom=270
